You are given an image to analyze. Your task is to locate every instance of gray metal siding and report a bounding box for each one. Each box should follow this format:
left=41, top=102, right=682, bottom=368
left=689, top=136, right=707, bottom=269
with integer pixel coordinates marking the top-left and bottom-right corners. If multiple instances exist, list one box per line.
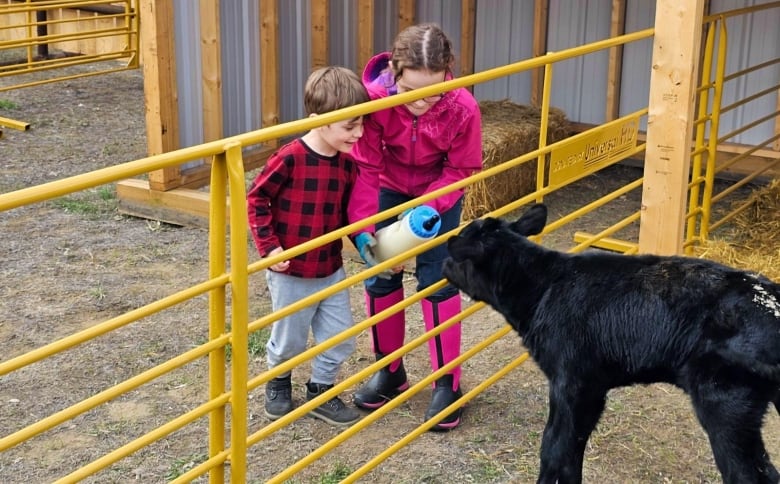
left=173, top=0, right=202, bottom=168
left=546, top=0, right=612, bottom=124
left=473, top=0, right=535, bottom=103
left=278, top=0, right=311, bottom=125
left=619, top=0, right=654, bottom=130
left=220, top=0, right=263, bottom=138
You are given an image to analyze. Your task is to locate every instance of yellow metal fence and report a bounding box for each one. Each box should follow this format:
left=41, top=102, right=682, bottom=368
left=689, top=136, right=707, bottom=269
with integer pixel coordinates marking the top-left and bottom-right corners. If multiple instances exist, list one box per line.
left=0, top=0, right=139, bottom=92
left=0, top=4, right=776, bottom=482
left=686, top=3, right=780, bottom=251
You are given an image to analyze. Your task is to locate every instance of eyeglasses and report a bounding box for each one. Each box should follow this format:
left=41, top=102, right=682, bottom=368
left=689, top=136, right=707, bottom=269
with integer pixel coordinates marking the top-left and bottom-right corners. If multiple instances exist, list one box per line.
left=395, top=81, right=444, bottom=104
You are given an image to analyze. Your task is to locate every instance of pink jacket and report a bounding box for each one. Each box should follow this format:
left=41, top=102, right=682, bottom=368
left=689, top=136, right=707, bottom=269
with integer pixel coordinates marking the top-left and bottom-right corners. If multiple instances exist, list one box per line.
left=348, top=52, right=483, bottom=233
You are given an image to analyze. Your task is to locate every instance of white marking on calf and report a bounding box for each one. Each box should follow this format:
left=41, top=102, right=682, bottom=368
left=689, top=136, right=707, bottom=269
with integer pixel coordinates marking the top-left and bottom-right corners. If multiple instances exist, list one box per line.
left=751, top=283, right=780, bottom=318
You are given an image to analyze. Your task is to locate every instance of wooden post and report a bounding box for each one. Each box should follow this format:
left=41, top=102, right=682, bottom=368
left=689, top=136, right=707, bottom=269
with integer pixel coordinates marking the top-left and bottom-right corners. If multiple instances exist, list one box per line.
left=311, top=0, right=328, bottom=70
left=398, top=0, right=414, bottom=32
left=460, top=0, right=476, bottom=80
left=357, top=1, right=374, bottom=72
left=200, top=0, right=222, bottom=144
left=774, top=86, right=780, bottom=151
left=140, top=0, right=180, bottom=191
left=530, top=0, right=549, bottom=107
left=639, top=0, right=705, bottom=255
left=605, top=0, right=626, bottom=121
left=260, top=0, right=279, bottom=129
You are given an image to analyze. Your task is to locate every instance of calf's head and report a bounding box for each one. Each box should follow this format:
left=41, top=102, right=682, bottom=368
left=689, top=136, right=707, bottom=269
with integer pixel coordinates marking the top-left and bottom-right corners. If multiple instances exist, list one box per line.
left=443, top=204, right=547, bottom=304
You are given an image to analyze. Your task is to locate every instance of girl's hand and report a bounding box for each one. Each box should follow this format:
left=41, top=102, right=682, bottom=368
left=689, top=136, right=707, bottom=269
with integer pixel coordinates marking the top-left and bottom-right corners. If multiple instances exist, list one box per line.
left=266, top=247, right=290, bottom=272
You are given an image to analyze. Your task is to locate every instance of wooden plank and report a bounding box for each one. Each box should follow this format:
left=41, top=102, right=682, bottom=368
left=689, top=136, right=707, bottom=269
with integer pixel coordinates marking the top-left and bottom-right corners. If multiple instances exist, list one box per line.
left=139, top=0, right=180, bottom=191
left=530, top=0, right=549, bottom=107
left=260, top=0, right=280, bottom=131
left=116, top=178, right=212, bottom=227
left=639, top=0, right=705, bottom=255
left=460, top=0, right=476, bottom=80
left=357, top=1, right=374, bottom=72
left=606, top=0, right=626, bottom=122
left=200, top=0, right=223, bottom=143
left=398, top=0, right=414, bottom=32
left=311, top=0, right=328, bottom=70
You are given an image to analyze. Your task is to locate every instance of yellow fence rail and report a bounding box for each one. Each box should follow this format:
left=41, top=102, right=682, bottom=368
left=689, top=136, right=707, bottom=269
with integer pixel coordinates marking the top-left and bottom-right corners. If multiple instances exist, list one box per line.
left=0, top=4, right=775, bottom=482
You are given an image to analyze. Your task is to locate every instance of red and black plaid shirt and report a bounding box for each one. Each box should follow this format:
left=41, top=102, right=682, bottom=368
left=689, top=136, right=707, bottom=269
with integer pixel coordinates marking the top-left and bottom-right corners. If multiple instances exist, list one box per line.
left=247, top=138, right=357, bottom=278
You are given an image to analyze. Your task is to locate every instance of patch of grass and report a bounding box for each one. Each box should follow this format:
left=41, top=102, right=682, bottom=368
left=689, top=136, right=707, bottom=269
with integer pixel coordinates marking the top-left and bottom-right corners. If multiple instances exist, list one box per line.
left=50, top=185, right=117, bottom=218
left=89, top=283, right=106, bottom=300
left=0, top=99, right=18, bottom=110
left=317, top=461, right=352, bottom=484
left=225, top=327, right=271, bottom=361
left=165, top=453, right=207, bottom=481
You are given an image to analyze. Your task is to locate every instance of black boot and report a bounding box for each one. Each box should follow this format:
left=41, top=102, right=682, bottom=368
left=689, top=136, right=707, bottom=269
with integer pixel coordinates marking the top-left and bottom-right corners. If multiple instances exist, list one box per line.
left=424, top=374, right=463, bottom=431
left=264, top=375, right=294, bottom=420
left=353, top=354, right=409, bottom=410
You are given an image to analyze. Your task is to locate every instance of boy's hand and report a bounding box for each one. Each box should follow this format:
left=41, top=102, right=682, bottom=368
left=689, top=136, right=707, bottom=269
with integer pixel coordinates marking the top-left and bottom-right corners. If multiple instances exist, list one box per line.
left=266, top=246, right=290, bottom=272
left=354, top=232, right=392, bottom=280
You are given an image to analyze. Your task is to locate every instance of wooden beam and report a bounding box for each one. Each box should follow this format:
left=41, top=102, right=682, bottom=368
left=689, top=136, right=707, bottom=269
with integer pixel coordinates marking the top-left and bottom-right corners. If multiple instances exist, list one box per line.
left=460, top=0, right=476, bottom=80
left=639, top=0, right=705, bottom=255
left=356, top=1, right=373, bottom=72
left=139, top=0, right=180, bottom=191
left=200, top=0, right=222, bottom=143
left=606, top=0, right=626, bottom=121
left=398, top=0, right=414, bottom=32
left=311, top=0, right=328, bottom=70
left=260, top=0, right=280, bottom=130
left=530, top=0, right=549, bottom=107
left=117, top=178, right=213, bottom=227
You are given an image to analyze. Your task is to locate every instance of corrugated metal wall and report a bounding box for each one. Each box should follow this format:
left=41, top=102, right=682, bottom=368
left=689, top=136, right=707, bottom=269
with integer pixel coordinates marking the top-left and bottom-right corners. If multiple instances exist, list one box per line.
left=170, top=0, right=778, bottom=149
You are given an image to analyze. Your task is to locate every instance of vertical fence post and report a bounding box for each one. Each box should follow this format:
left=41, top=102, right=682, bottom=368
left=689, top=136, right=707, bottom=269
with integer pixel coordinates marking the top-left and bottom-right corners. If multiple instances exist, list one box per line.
left=208, top=152, right=228, bottom=484
left=699, top=18, right=728, bottom=242
left=686, top=18, right=717, bottom=254
left=536, top=57, right=553, bottom=202
left=224, top=141, right=249, bottom=483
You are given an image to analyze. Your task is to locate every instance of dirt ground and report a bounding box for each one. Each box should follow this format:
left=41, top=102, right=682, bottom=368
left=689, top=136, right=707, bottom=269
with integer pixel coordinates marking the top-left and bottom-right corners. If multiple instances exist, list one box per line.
left=1, top=65, right=778, bottom=483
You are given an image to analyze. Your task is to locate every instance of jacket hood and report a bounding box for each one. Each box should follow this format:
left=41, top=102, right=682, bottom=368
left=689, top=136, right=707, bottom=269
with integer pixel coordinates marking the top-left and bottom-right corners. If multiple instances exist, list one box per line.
left=362, top=52, right=395, bottom=94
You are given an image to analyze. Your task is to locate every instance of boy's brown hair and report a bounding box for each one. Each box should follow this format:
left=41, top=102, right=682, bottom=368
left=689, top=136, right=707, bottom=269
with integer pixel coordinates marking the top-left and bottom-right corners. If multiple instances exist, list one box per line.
left=303, top=66, right=369, bottom=116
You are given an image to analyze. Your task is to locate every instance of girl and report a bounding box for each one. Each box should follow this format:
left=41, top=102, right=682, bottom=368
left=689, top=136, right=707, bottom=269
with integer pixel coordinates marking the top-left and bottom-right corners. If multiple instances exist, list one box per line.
left=348, top=23, right=483, bottom=431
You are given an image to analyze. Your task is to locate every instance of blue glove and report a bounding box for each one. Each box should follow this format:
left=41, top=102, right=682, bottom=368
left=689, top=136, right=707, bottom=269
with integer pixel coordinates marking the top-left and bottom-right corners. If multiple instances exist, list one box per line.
left=354, top=232, right=393, bottom=280
left=355, top=232, right=379, bottom=267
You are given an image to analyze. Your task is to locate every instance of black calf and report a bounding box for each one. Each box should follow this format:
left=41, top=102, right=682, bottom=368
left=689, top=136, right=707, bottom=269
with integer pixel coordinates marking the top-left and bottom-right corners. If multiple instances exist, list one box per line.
left=443, top=203, right=780, bottom=484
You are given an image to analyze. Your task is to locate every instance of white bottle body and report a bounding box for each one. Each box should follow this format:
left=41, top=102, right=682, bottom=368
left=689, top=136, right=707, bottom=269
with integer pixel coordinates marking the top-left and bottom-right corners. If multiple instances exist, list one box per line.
left=372, top=207, right=441, bottom=262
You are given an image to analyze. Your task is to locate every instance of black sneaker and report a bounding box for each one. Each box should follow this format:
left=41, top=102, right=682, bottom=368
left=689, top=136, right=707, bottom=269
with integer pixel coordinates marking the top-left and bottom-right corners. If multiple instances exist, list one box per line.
left=264, top=376, right=294, bottom=420
left=424, top=374, right=463, bottom=431
left=306, top=381, right=361, bottom=426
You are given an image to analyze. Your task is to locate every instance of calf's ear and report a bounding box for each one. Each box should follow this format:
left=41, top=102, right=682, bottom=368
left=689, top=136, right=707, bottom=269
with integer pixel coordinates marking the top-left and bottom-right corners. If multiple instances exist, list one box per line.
left=510, top=204, right=547, bottom=236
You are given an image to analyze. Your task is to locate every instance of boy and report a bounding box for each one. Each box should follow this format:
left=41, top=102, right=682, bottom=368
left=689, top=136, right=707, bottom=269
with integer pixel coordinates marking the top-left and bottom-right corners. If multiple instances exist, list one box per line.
left=247, top=66, right=369, bottom=426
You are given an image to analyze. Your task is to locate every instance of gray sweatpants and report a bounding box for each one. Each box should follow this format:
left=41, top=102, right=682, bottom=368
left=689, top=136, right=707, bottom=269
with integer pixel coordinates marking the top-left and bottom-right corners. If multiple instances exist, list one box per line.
left=264, top=267, right=355, bottom=385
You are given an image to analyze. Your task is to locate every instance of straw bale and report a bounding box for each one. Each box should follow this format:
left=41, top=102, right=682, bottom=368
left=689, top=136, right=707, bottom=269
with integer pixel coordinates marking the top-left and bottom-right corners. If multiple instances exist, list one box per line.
left=693, top=179, right=780, bottom=281
left=463, top=100, right=570, bottom=220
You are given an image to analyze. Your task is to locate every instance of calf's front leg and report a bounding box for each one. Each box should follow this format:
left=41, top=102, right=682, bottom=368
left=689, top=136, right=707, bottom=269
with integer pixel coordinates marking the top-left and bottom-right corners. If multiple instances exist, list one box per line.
left=537, top=380, right=607, bottom=484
